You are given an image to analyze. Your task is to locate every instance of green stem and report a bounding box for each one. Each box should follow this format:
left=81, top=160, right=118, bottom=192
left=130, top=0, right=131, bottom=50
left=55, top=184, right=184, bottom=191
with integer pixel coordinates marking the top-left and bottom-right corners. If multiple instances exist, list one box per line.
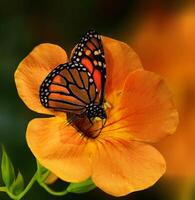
left=38, top=182, right=69, bottom=196
left=0, top=187, right=19, bottom=200
left=0, top=168, right=69, bottom=199
left=0, top=172, right=37, bottom=200
left=5, top=188, right=18, bottom=200
left=15, top=172, right=38, bottom=200
left=40, top=170, right=51, bottom=182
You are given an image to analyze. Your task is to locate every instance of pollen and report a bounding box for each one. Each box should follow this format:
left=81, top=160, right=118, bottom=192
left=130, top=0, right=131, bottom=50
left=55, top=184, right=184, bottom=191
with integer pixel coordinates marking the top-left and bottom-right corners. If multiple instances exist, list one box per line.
left=104, top=101, right=112, bottom=110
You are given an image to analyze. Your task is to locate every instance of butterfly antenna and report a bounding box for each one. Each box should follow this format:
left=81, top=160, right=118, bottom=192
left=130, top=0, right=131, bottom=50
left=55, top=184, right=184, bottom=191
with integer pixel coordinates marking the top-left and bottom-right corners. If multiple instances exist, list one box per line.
left=89, top=118, right=94, bottom=125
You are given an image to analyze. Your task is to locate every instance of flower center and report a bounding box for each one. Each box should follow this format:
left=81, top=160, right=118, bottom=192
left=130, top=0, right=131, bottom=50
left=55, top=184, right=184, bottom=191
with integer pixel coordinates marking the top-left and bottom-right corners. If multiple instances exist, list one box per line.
left=67, top=102, right=111, bottom=139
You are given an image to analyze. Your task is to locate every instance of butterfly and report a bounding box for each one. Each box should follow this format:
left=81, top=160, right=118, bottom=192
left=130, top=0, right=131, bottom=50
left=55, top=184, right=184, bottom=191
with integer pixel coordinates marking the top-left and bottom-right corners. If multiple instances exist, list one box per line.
left=39, top=29, right=107, bottom=124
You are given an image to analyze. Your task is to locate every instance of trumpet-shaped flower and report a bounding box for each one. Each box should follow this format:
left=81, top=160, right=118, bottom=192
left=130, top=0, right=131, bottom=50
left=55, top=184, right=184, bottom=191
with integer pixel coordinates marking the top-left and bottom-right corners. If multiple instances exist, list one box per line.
left=15, top=35, right=178, bottom=196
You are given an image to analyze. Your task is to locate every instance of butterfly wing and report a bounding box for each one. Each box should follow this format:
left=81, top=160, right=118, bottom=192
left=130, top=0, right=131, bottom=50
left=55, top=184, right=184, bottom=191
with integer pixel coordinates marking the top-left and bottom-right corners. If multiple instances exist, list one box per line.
left=71, top=29, right=106, bottom=105
left=39, top=62, right=100, bottom=114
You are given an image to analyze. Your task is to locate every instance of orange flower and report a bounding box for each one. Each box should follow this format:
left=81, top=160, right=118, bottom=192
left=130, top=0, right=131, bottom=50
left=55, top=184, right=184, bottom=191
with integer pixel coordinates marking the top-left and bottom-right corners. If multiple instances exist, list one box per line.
left=131, top=5, right=195, bottom=177
left=15, top=36, right=178, bottom=196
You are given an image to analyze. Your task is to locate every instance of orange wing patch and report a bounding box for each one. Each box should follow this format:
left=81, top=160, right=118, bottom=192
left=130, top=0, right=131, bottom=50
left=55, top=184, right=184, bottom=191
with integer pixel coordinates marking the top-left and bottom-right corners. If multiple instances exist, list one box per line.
left=49, top=84, right=69, bottom=94
left=81, top=57, right=93, bottom=73
left=71, top=29, right=106, bottom=104
left=93, top=69, right=102, bottom=93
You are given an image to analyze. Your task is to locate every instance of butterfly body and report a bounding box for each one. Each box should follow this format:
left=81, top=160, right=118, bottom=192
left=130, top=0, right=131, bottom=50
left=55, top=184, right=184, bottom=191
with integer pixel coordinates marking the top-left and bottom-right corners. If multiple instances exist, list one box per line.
left=39, top=29, right=107, bottom=124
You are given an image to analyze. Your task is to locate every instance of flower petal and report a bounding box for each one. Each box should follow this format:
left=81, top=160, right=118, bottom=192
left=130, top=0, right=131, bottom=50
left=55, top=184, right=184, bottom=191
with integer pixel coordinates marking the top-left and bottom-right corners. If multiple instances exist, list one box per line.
left=92, top=138, right=165, bottom=196
left=15, top=43, right=68, bottom=115
left=26, top=117, right=91, bottom=182
left=102, top=36, right=143, bottom=96
left=102, top=70, right=179, bottom=143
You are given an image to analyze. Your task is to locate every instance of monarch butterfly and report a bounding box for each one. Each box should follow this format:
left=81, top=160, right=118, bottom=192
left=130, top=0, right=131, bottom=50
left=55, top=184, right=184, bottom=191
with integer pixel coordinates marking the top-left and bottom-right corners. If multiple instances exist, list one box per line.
left=39, top=30, right=107, bottom=128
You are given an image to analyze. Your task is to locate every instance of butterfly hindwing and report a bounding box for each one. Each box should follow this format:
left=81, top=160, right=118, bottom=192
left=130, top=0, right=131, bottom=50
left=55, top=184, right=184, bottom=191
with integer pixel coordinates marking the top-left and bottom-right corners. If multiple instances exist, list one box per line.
left=40, top=62, right=99, bottom=114
left=71, top=29, right=106, bottom=104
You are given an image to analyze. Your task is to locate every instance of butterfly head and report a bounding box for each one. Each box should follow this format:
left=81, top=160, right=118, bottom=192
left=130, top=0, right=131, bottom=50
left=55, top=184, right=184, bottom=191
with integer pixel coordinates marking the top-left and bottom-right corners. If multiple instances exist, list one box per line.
left=85, top=103, right=107, bottom=120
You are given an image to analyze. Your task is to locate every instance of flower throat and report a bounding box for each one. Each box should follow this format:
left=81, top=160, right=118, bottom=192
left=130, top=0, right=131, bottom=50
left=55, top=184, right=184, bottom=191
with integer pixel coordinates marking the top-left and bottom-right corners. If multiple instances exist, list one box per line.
left=67, top=112, right=106, bottom=139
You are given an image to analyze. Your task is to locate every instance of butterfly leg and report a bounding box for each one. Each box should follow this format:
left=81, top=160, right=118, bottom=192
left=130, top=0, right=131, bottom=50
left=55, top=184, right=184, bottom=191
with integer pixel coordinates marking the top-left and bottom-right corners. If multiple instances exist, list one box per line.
left=88, top=117, right=94, bottom=125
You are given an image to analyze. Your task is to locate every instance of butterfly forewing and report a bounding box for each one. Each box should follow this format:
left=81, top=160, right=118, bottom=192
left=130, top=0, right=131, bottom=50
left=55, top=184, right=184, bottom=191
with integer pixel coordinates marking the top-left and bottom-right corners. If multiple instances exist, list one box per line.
left=39, top=29, right=106, bottom=120
left=71, top=29, right=106, bottom=104
left=40, top=62, right=99, bottom=114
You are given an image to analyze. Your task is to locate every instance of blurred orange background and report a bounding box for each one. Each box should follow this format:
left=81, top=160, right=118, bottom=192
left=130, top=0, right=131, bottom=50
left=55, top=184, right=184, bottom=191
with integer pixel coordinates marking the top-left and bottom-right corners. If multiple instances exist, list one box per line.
left=131, top=2, right=195, bottom=178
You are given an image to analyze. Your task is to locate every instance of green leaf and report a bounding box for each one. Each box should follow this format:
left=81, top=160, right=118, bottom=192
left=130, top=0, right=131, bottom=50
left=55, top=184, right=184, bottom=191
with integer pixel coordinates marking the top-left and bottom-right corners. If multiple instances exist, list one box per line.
left=1, top=146, right=15, bottom=187
left=10, top=171, right=24, bottom=195
left=67, top=178, right=96, bottom=194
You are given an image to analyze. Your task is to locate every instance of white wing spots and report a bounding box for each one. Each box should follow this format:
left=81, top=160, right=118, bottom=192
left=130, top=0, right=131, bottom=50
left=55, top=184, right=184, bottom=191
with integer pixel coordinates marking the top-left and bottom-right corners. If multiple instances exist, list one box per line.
left=86, top=70, right=94, bottom=84
left=89, top=78, right=93, bottom=83
left=40, top=63, right=72, bottom=108
left=98, top=61, right=102, bottom=67
left=78, top=51, right=82, bottom=56
left=76, top=58, right=80, bottom=62
left=94, top=50, right=99, bottom=55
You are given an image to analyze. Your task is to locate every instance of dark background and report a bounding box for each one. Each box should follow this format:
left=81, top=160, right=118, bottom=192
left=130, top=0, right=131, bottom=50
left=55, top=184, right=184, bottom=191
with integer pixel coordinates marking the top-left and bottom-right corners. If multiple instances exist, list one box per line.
left=0, top=0, right=194, bottom=199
